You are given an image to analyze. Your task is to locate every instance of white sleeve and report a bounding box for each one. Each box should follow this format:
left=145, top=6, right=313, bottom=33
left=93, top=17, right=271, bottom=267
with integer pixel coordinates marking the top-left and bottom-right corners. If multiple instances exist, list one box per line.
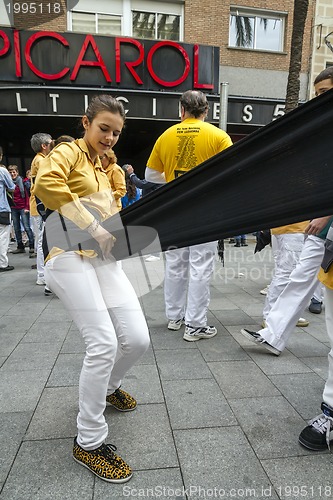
left=145, top=167, right=166, bottom=184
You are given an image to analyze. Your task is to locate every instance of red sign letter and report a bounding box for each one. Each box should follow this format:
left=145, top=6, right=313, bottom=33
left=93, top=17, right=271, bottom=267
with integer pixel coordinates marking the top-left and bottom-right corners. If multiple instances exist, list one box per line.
left=115, top=38, right=144, bottom=84
left=0, top=30, right=10, bottom=57
left=25, top=32, right=70, bottom=80
left=147, top=41, right=190, bottom=87
left=193, top=45, right=213, bottom=90
left=70, top=34, right=111, bottom=82
left=14, top=30, right=22, bottom=77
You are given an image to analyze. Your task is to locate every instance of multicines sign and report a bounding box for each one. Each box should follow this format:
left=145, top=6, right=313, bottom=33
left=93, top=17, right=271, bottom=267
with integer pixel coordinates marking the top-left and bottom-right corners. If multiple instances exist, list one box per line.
left=0, top=28, right=219, bottom=91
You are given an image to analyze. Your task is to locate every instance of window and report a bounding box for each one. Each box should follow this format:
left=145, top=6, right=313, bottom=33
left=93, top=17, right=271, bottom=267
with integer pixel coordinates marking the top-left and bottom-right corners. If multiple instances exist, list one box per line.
left=132, top=11, right=180, bottom=40
left=71, top=11, right=122, bottom=35
left=229, top=8, right=285, bottom=52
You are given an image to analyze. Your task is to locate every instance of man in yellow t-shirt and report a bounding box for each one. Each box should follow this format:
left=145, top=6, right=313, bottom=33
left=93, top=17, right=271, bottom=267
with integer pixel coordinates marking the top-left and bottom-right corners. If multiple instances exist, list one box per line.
left=145, top=90, right=232, bottom=342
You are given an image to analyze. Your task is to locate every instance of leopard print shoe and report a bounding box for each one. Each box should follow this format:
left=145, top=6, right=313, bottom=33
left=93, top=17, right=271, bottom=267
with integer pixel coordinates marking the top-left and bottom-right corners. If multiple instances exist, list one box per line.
left=106, top=388, right=137, bottom=411
left=73, top=438, right=132, bottom=483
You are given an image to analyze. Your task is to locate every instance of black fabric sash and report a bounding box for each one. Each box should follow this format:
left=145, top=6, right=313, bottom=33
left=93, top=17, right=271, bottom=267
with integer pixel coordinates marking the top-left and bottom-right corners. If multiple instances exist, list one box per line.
left=44, top=88, right=333, bottom=261
left=116, top=88, right=333, bottom=257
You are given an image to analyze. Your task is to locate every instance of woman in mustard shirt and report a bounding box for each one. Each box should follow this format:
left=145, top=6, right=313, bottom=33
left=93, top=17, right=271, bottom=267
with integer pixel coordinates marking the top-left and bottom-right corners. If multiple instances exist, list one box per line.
left=35, top=95, right=149, bottom=484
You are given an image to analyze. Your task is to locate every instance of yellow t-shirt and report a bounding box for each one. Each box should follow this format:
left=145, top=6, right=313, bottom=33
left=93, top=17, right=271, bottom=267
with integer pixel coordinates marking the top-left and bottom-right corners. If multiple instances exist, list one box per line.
left=147, top=118, right=233, bottom=182
left=30, top=152, right=45, bottom=216
left=319, top=266, right=333, bottom=289
left=271, top=222, right=309, bottom=235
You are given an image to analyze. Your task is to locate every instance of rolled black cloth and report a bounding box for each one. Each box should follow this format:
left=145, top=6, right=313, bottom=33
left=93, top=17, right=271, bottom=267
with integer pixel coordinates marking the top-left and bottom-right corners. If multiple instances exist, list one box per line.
left=44, top=89, right=333, bottom=261
left=117, top=88, right=333, bottom=257
left=254, top=230, right=271, bottom=253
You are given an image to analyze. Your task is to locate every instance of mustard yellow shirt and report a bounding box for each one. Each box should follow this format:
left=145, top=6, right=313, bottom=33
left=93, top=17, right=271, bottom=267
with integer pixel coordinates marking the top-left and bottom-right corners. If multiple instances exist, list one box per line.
left=30, top=152, right=45, bottom=216
left=103, top=162, right=126, bottom=211
left=271, top=221, right=309, bottom=235
left=147, top=118, right=233, bottom=182
left=35, top=138, right=117, bottom=259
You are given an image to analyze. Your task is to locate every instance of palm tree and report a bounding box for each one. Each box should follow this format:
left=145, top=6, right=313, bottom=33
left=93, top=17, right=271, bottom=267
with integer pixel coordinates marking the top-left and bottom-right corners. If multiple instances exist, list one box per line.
left=285, top=0, right=310, bottom=112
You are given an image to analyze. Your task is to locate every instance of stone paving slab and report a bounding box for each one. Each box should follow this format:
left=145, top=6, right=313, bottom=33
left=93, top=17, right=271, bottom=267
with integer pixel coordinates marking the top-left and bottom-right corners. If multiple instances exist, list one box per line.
left=94, top=468, right=185, bottom=499
left=24, top=386, right=78, bottom=440
left=154, top=349, right=213, bottom=381
left=247, top=349, right=314, bottom=375
left=0, top=411, right=32, bottom=483
left=261, top=455, right=333, bottom=500
left=229, top=396, right=311, bottom=459
left=174, top=427, right=280, bottom=499
left=46, top=353, right=82, bottom=387
left=1, top=341, right=62, bottom=372
left=269, top=372, right=326, bottom=420
left=301, top=356, right=329, bottom=380
left=104, top=404, right=179, bottom=470
left=0, top=439, right=95, bottom=500
left=22, top=320, right=72, bottom=343
left=208, top=360, right=281, bottom=399
left=162, top=378, right=237, bottom=430
left=0, top=369, right=50, bottom=413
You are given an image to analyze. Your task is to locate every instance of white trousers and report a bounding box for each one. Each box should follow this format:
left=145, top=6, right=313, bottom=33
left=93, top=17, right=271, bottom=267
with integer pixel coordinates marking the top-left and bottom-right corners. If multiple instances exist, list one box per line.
left=45, top=252, right=150, bottom=450
left=164, top=241, right=216, bottom=327
left=263, top=233, right=305, bottom=319
left=260, top=235, right=325, bottom=351
left=31, top=215, right=44, bottom=279
left=323, top=287, right=333, bottom=407
left=0, top=223, right=11, bottom=268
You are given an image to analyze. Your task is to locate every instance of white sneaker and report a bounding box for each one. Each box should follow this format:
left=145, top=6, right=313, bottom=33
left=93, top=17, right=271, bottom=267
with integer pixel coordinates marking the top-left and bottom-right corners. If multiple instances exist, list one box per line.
left=145, top=255, right=161, bottom=262
left=36, top=278, right=46, bottom=285
left=260, top=286, right=269, bottom=295
left=168, top=319, right=184, bottom=331
left=183, top=325, right=217, bottom=342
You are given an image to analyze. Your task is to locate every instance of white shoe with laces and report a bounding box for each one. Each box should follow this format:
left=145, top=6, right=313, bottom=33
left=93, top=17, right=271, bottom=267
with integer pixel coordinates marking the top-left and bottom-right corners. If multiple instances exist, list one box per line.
left=183, top=325, right=217, bottom=342
left=167, top=319, right=184, bottom=331
left=240, top=328, right=281, bottom=355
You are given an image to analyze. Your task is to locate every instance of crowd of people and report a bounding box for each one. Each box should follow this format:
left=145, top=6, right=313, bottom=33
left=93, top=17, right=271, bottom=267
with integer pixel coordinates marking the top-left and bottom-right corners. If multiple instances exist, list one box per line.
left=1, top=68, right=333, bottom=483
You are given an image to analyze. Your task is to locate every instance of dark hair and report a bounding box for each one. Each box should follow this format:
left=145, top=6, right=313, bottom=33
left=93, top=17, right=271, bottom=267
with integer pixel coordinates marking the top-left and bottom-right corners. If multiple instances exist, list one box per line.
left=179, top=90, right=209, bottom=118
left=126, top=177, right=137, bottom=200
left=314, top=67, right=333, bottom=85
left=85, top=95, right=126, bottom=123
left=30, top=133, right=53, bottom=153
left=54, top=135, right=75, bottom=146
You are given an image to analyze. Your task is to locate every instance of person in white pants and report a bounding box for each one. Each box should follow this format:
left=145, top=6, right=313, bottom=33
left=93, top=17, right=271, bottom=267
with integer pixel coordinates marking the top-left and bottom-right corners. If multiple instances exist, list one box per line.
left=164, top=241, right=217, bottom=332
left=145, top=90, right=233, bottom=342
left=241, top=219, right=331, bottom=355
left=262, top=226, right=308, bottom=327
left=35, top=95, right=150, bottom=483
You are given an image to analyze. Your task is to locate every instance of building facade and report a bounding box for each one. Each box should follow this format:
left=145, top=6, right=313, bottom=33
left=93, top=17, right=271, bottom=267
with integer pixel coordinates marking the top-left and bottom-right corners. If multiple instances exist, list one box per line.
left=0, top=0, right=315, bottom=172
left=309, top=0, right=333, bottom=97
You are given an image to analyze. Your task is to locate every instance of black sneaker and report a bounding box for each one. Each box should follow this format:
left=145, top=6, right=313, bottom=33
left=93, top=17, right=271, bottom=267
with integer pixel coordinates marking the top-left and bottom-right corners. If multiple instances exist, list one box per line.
left=0, top=265, right=14, bottom=272
left=44, top=286, right=53, bottom=296
left=73, top=438, right=132, bottom=483
left=106, top=388, right=137, bottom=411
left=240, top=329, right=281, bottom=355
left=299, top=403, right=333, bottom=450
left=308, top=298, right=322, bottom=314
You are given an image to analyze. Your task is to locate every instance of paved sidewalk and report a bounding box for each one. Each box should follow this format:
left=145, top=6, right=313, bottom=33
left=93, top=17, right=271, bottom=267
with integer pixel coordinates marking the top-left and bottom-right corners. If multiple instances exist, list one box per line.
left=1, top=240, right=332, bottom=500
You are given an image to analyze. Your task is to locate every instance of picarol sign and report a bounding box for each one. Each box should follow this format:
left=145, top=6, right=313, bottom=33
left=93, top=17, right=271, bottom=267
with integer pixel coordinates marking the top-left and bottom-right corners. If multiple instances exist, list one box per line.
left=0, top=28, right=220, bottom=92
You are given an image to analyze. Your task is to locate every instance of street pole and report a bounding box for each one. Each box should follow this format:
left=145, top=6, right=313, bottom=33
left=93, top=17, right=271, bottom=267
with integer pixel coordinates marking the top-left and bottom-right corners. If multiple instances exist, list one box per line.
left=219, top=82, right=229, bottom=131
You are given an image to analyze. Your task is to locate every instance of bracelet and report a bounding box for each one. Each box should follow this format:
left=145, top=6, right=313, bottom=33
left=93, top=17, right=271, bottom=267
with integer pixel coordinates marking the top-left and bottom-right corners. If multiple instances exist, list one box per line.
left=86, top=218, right=100, bottom=235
